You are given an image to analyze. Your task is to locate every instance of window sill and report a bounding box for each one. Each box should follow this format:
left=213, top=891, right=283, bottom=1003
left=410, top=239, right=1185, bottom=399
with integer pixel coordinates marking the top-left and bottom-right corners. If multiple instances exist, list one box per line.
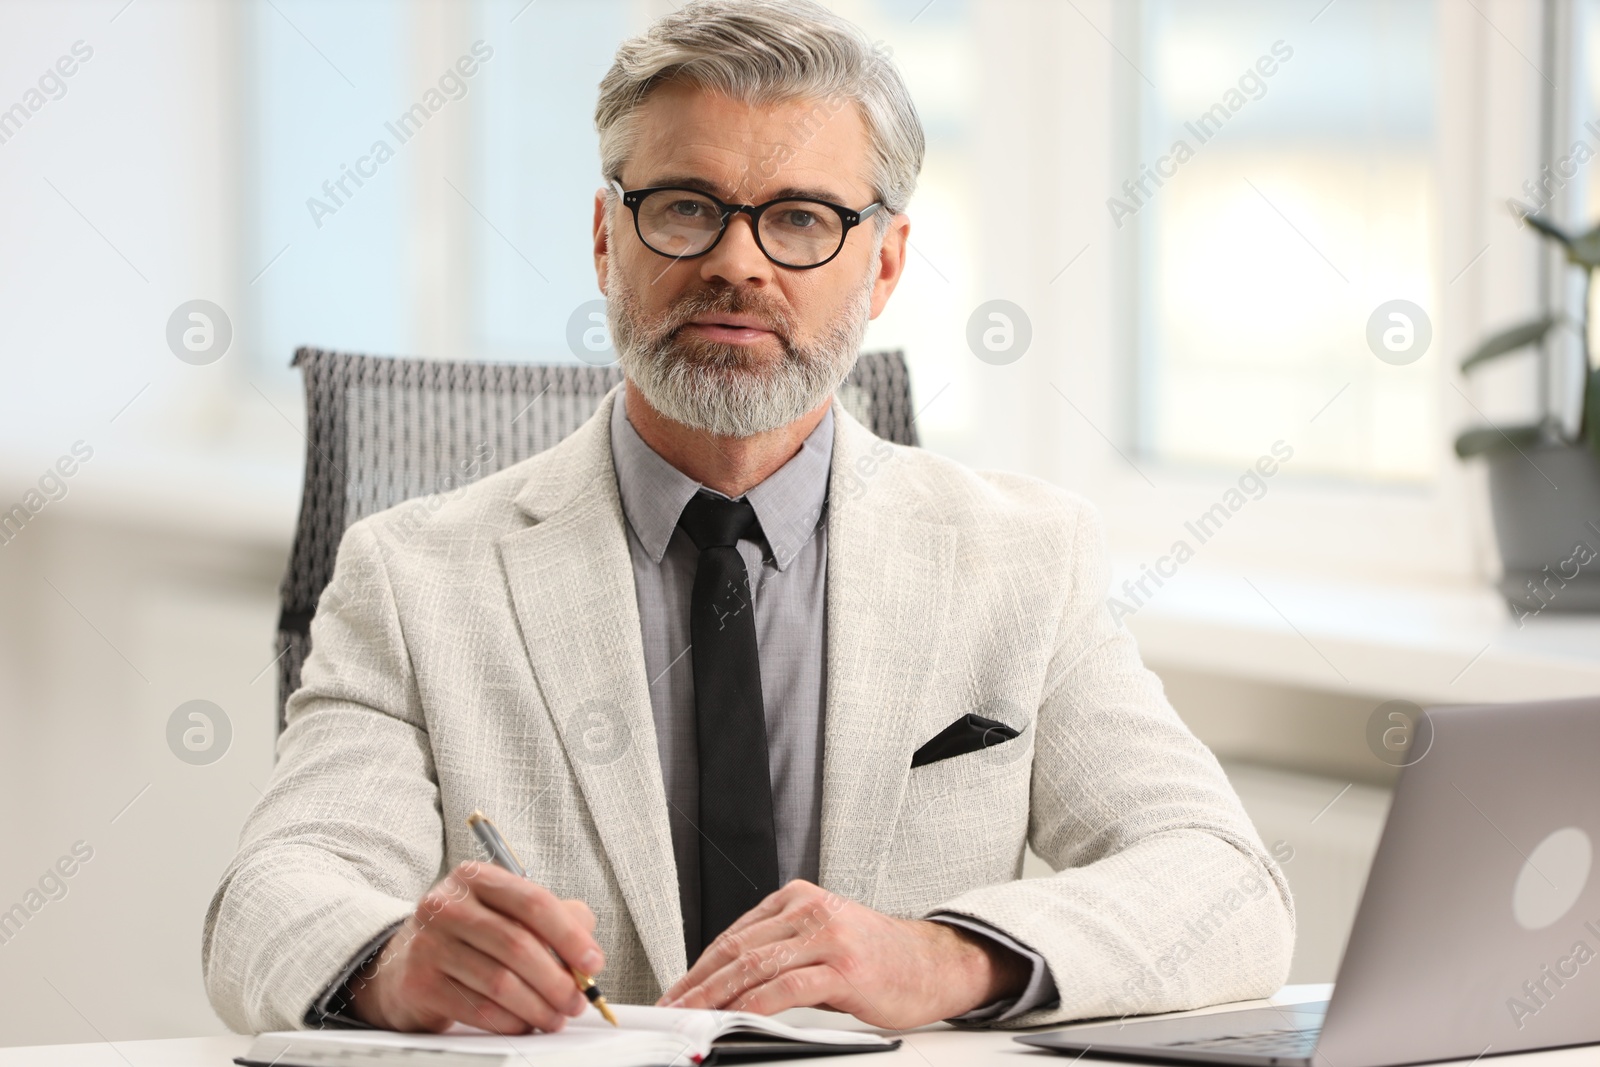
left=1116, top=562, right=1600, bottom=705
left=3, top=438, right=302, bottom=553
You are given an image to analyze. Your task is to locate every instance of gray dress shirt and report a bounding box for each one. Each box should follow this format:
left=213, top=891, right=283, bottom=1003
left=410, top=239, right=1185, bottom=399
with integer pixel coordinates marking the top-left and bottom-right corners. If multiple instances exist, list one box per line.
left=609, top=390, right=831, bottom=958
left=307, top=390, right=1057, bottom=1027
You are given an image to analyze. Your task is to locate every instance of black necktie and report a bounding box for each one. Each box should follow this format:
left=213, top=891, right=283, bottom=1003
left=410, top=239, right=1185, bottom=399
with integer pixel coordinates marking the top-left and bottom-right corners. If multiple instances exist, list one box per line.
left=677, top=490, right=779, bottom=961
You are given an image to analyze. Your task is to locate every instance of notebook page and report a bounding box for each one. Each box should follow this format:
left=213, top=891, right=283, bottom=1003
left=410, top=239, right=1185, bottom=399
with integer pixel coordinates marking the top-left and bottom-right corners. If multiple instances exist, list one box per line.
left=254, top=1019, right=700, bottom=1067
left=255, top=1002, right=891, bottom=1066
left=581, top=1003, right=895, bottom=1047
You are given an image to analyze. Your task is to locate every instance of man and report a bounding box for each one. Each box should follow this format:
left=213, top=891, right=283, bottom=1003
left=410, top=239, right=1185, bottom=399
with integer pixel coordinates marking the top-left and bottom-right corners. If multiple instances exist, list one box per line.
left=202, top=0, right=1294, bottom=1037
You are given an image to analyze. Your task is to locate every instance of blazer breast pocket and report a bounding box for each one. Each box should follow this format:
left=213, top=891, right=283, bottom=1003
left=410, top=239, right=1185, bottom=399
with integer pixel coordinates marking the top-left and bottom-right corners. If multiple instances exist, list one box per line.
left=910, top=712, right=1023, bottom=768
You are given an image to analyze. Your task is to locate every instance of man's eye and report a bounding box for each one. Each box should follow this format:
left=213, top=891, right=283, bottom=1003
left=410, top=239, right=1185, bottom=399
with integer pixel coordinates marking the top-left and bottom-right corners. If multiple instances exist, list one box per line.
left=668, top=199, right=708, bottom=218
left=780, top=209, right=818, bottom=228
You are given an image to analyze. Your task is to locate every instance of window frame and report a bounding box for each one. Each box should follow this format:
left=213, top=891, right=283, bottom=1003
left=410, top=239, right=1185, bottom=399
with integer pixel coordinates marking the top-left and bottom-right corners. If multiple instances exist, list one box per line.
left=1024, top=0, right=1550, bottom=587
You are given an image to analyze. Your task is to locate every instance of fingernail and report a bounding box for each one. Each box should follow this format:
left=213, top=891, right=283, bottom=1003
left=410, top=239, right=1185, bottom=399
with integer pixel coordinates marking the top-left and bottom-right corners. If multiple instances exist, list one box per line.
left=581, top=949, right=604, bottom=971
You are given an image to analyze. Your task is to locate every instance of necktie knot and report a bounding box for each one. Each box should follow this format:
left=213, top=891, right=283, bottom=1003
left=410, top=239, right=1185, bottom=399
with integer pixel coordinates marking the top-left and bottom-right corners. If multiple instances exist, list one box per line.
left=677, top=490, right=761, bottom=552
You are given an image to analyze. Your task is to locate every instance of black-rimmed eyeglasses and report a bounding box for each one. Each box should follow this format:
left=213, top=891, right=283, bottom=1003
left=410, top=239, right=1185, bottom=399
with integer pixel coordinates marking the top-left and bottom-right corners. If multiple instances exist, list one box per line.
left=609, top=179, right=882, bottom=270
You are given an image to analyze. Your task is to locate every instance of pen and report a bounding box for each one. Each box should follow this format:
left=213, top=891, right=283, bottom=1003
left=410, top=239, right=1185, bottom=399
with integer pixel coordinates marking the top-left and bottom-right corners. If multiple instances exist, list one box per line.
left=466, top=809, right=619, bottom=1026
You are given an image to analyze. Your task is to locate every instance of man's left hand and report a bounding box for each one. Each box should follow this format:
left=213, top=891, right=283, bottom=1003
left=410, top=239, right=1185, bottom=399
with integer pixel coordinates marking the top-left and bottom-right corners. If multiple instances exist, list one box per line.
left=656, top=880, right=1029, bottom=1027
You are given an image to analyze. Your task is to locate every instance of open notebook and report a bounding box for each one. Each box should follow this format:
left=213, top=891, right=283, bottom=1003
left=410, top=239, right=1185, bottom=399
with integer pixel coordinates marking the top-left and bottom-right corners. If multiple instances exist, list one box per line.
left=234, top=1003, right=901, bottom=1067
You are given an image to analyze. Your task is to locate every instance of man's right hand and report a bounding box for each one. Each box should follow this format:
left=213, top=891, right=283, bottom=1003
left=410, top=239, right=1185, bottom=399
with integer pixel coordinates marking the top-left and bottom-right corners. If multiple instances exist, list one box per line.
left=346, top=861, right=606, bottom=1034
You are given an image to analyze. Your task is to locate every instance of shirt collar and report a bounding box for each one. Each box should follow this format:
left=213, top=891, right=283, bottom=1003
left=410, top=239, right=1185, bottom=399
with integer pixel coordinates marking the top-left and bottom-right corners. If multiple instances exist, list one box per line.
left=610, top=388, right=834, bottom=571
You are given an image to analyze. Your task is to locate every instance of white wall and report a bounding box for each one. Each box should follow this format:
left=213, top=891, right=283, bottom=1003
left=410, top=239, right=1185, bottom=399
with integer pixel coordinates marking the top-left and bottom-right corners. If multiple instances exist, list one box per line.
left=0, top=0, right=284, bottom=1046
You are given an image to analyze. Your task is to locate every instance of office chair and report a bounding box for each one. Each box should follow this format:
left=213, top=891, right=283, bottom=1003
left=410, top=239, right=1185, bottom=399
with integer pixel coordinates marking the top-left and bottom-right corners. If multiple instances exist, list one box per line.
left=273, top=346, right=919, bottom=735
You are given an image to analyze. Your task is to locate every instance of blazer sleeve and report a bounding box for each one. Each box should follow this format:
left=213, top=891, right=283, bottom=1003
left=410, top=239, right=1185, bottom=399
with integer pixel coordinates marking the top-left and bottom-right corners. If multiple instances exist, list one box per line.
left=925, top=502, right=1296, bottom=1028
left=201, top=520, right=444, bottom=1033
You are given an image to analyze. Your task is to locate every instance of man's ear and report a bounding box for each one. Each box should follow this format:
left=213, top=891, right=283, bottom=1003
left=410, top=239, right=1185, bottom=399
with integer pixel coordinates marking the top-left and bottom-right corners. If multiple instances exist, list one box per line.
left=593, top=187, right=611, bottom=294
left=869, top=212, right=911, bottom=320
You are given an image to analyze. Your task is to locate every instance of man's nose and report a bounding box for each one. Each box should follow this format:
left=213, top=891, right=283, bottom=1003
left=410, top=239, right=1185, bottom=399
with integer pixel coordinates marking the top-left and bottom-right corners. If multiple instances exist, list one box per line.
left=698, top=211, right=774, bottom=285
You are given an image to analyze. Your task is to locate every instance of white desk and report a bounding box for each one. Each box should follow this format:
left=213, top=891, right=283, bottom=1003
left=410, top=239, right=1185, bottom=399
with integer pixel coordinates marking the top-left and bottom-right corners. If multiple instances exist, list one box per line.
left=0, top=985, right=1321, bottom=1066
left=4, top=984, right=1591, bottom=1066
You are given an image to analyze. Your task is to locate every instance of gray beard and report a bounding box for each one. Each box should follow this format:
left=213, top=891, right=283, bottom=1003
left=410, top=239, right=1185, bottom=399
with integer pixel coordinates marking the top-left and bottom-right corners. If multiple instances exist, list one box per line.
left=607, top=257, right=876, bottom=439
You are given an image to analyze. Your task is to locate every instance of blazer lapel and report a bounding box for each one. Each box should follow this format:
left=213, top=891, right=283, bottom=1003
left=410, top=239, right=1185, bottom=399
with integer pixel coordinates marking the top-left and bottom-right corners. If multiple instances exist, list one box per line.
left=497, top=386, right=686, bottom=989
left=817, top=402, right=957, bottom=906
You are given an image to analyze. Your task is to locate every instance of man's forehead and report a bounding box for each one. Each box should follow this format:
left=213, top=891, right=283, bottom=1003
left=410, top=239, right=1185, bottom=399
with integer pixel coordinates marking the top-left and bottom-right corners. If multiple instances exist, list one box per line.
left=625, top=84, right=871, bottom=203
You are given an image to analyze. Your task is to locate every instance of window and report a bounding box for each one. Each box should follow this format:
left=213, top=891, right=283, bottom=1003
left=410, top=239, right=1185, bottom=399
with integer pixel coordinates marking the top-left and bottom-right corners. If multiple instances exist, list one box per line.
left=1545, top=0, right=1600, bottom=434
left=469, top=0, right=635, bottom=364
left=248, top=0, right=412, bottom=379
left=1125, top=0, right=1439, bottom=483
left=242, top=0, right=1519, bottom=583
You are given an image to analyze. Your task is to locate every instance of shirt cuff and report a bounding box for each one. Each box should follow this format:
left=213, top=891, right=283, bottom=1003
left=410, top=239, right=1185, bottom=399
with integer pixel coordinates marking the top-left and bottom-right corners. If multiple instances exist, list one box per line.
left=302, top=918, right=407, bottom=1030
left=926, top=913, right=1060, bottom=1023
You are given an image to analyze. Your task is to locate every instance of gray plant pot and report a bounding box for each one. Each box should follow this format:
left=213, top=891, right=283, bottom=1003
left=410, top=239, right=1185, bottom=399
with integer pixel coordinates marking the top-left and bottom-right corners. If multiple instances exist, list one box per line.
left=1486, top=442, right=1600, bottom=615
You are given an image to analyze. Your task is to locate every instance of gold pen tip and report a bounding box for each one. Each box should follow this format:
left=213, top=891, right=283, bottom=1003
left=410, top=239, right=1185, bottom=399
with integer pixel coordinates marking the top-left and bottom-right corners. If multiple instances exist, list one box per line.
left=595, top=996, right=619, bottom=1026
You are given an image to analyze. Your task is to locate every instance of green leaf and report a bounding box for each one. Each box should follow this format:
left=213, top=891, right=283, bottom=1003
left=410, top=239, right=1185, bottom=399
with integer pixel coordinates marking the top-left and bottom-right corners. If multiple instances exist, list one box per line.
left=1520, top=211, right=1574, bottom=246
left=1453, top=422, right=1550, bottom=460
left=1459, top=316, right=1555, bottom=373
left=1568, top=231, right=1600, bottom=269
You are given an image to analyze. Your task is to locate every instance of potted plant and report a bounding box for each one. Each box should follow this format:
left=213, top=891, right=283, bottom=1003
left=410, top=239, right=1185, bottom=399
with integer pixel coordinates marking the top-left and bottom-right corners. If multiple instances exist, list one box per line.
left=1453, top=204, right=1600, bottom=618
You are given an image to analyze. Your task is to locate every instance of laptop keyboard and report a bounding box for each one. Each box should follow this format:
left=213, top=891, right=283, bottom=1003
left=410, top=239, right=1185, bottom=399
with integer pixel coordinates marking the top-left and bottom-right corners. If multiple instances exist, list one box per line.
left=1163, top=1026, right=1321, bottom=1059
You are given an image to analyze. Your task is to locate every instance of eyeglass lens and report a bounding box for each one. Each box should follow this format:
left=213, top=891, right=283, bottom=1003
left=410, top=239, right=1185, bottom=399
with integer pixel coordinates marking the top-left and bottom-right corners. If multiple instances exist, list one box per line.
left=635, top=190, right=846, bottom=266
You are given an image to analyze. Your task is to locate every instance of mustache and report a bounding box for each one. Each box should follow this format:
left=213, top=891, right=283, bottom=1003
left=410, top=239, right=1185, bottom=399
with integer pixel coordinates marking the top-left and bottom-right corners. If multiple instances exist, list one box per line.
left=663, top=290, right=794, bottom=342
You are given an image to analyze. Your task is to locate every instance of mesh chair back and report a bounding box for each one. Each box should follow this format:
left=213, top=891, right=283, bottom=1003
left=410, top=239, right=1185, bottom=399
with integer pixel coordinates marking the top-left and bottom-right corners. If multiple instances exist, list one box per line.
left=275, top=347, right=919, bottom=734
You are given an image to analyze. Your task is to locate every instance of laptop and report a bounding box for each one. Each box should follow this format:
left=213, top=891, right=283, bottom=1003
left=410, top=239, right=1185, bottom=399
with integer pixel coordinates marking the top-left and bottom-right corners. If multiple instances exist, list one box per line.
left=1016, top=696, right=1600, bottom=1067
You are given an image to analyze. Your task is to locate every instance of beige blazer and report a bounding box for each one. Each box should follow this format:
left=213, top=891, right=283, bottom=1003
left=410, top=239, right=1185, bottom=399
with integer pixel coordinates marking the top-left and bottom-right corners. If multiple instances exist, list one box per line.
left=202, top=384, right=1294, bottom=1033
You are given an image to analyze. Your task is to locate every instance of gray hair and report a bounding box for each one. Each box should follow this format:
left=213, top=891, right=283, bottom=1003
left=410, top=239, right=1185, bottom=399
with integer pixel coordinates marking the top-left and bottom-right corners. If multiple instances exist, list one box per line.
left=594, top=0, right=924, bottom=235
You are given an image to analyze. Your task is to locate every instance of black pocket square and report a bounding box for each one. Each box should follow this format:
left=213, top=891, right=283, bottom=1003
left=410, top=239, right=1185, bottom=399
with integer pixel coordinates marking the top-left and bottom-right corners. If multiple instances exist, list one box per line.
left=911, top=713, right=1022, bottom=768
